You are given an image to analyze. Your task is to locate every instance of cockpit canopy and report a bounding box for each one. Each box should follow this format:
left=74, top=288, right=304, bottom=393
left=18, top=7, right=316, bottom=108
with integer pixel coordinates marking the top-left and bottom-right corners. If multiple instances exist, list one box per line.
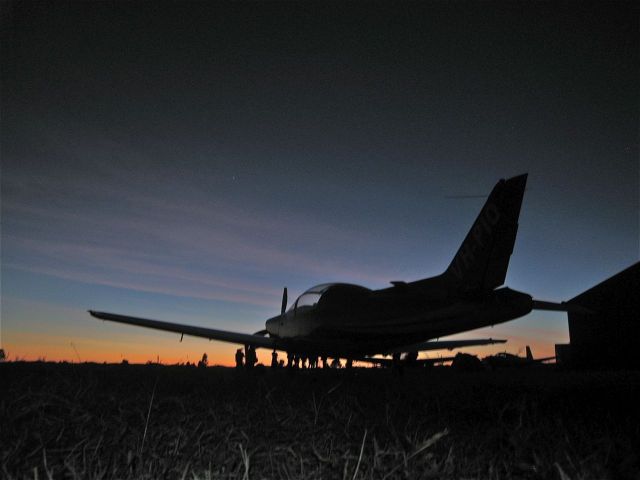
left=288, top=283, right=371, bottom=312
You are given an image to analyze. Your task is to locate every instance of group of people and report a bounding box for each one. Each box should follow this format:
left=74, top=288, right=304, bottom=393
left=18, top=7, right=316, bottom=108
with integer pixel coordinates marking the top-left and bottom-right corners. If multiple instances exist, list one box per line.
left=234, top=346, right=258, bottom=369
left=234, top=346, right=352, bottom=370
left=285, top=352, right=325, bottom=369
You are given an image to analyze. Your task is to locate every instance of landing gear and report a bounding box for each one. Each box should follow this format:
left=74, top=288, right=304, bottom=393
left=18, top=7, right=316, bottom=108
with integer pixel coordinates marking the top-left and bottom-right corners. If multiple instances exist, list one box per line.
left=392, top=352, right=404, bottom=376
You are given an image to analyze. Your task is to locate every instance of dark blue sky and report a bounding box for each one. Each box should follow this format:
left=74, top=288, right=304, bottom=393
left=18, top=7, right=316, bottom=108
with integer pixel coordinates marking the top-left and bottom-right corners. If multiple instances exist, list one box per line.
left=2, top=3, right=638, bottom=363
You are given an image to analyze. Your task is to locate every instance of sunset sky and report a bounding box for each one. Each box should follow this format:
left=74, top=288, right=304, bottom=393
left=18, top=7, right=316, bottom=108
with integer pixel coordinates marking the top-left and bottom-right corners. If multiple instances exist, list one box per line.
left=2, top=3, right=638, bottom=366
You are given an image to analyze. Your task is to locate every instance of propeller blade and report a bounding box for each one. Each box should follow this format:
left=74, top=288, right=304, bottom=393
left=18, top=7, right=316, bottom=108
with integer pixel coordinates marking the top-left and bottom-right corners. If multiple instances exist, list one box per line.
left=281, top=287, right=288, bottom=316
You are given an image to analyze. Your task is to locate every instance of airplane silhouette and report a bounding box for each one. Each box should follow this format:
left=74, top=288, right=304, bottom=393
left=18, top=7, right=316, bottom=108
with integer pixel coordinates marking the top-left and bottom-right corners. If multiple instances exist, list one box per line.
left=90, top=174, right=585, bottom=363
left=483, top=346, right=555, bottom=369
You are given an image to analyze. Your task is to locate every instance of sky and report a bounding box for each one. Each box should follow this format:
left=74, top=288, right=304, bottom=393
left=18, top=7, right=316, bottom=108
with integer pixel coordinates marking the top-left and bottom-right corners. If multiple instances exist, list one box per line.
left=2, top=2, right=638, bottom=365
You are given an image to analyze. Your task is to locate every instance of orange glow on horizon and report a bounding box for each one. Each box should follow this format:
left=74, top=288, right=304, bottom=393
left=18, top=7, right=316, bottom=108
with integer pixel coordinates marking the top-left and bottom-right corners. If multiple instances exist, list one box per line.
left=4, top=335, right=560, bottom=367
left=2, top=332, right=256, bottom=367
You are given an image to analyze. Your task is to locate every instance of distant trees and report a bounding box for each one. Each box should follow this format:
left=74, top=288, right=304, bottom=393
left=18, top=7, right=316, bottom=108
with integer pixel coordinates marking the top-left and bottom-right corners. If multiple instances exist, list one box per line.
left=0, top=349, right=5, bottom=362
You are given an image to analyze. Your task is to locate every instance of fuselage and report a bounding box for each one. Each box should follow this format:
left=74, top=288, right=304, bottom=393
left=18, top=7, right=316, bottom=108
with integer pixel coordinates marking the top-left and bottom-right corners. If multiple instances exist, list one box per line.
left=265, top=277, right=533, bottom=356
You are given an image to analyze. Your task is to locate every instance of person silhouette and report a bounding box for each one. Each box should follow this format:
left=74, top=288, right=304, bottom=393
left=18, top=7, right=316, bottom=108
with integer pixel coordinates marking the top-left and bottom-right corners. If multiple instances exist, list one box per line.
left=198, top=353, right=208, bottom=368
left=235, top=348, right=244, bottom=369
left=271, top=350, right=278, bottom=368
left=245, top=345, right=257, bottom=369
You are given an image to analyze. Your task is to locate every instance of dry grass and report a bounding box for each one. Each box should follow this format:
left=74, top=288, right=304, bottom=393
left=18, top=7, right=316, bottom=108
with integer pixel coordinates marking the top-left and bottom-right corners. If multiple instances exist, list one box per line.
left=1, top=363, right=639, bottom=479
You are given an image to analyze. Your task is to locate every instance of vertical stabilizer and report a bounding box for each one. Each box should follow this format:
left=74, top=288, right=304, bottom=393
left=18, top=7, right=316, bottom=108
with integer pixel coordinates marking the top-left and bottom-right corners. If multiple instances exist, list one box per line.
left=525, top=345, right=533, bottom=361
left=444, top=174, right=527, bottom=291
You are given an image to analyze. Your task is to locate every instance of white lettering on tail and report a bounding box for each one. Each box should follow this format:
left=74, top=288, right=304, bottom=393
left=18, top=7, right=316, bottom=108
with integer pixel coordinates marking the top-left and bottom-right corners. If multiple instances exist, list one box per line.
left=450, top=202, right=501, bottom=281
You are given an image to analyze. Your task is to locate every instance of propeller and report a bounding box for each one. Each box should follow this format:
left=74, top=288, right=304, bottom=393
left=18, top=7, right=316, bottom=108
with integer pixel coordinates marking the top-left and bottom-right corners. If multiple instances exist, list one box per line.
left=255, top=287, right=287, bottom=337
left=281, top=287, right=288, bottom=316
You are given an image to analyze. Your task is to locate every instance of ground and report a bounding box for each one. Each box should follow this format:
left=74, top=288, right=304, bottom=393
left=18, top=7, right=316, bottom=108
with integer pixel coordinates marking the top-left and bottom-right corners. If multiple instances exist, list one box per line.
left=2, top=362, right=639, bottom=479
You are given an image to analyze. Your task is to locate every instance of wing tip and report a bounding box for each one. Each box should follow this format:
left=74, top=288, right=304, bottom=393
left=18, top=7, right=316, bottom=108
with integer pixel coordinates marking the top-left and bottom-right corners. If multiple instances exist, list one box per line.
left=88, top=310, right=106, bottom=320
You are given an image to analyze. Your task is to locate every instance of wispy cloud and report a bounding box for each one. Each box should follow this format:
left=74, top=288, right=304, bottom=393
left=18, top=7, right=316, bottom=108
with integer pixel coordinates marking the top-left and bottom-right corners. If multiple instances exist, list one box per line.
left=3, top=156, right=400, bottom=310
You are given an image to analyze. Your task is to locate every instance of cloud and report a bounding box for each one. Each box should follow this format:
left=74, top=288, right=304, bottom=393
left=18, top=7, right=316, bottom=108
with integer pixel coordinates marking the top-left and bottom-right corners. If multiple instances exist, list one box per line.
left=3, top=167, right=398, bottom=310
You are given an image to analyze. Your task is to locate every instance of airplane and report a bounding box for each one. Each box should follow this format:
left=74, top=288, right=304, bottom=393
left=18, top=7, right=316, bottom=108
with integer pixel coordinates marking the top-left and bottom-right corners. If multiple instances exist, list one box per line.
left=89, top=173, right=586, bottom=365
left=482, top=345, right=555, bottom=369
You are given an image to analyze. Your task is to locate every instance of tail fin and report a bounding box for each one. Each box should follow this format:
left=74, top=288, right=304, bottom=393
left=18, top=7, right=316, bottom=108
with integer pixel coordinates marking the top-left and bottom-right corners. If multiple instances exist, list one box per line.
left=525, top=345, right=533, bottom=361
left=444, top=174, right=527, bottom=291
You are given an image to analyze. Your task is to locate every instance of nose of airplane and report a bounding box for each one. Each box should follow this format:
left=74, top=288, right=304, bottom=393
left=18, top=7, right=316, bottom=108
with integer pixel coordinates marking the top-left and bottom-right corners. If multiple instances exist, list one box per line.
left=265, top=315, right=280, bottom=337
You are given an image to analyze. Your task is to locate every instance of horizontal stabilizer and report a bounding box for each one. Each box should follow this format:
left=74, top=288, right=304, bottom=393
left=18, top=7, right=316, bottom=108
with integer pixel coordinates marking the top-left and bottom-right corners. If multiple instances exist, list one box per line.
left=532, top=300, right=593, bottom=314
left=533, top=356, right=556, bottom=363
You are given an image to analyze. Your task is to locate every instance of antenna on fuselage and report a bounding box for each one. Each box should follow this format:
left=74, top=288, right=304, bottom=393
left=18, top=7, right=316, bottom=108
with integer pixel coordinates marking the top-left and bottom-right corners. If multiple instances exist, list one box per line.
left=281, top=287, right=288, bottom=316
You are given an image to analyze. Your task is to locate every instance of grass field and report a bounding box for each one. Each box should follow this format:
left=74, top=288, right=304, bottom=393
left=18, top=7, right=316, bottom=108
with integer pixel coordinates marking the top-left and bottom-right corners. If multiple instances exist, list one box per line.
left=2, top=362, right=639, bottom=479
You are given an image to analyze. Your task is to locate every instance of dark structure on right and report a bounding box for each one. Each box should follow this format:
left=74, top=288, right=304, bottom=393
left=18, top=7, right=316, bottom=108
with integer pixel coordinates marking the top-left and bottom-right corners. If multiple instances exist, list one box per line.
left=556, top=262, right=640, bottom=369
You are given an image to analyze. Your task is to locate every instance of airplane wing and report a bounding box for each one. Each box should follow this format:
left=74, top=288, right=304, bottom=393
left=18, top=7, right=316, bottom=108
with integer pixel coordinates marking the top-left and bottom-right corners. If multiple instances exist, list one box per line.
left=89, top=310, right=278, bottom=349
left=89, top=312, right=505, bottom=356
left=382, top=338, right=506, bottom=354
